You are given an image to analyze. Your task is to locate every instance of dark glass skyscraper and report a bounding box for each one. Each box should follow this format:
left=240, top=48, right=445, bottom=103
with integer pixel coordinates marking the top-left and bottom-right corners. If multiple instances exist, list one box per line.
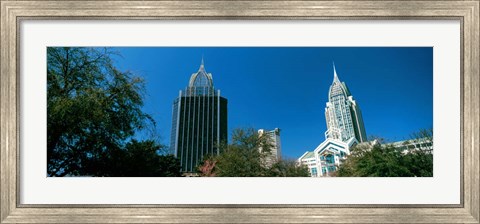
left=170, top=59, right=228, bottom=173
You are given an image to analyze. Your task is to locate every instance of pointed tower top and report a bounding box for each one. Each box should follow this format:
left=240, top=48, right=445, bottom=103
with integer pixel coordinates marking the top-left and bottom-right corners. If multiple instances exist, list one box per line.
left=197, top=56, right=206, bottom=73
left=189, top=56, right=213, bottom=88
left=333, top=61, right=340, bottom=83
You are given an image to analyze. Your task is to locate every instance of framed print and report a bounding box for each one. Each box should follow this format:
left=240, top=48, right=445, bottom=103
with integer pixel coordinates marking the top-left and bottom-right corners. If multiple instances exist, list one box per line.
left=1, top=0, right=479, bottom=223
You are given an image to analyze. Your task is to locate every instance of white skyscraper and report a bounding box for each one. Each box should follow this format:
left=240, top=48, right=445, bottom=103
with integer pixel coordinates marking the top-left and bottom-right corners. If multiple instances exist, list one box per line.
left=324, top=63, right=367, bottom=143
left=299, top=63, right=367, bottom=177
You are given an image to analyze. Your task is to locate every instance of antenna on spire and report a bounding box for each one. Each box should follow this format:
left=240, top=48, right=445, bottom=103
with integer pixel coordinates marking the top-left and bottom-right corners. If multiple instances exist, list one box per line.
left=198, top=55, right=205, bottom=71
left=333, top=61, right=340, bottom=82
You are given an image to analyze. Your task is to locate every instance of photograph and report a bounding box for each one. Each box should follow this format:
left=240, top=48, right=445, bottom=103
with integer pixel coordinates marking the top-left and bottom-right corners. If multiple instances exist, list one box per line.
left=2, top=0, right=477, bottom=222
left=47, top=47, right=433, bottom=177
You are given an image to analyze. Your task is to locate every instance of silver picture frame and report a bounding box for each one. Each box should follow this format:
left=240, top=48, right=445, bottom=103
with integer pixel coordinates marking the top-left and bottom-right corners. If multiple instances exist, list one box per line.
left=1, top=1, right=478, bottom=223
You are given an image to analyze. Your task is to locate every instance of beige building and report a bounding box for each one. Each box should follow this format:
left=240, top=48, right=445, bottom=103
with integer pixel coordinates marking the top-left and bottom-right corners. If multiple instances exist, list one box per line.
left=258, top=128, right=282, bottom=167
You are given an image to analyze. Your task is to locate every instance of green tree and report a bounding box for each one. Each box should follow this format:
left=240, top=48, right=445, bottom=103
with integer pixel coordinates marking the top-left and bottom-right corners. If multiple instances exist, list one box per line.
left=337, top=144, right=412, bottom=177
left=212, top=128, right=271, bottom=177
left=267, top=159, right=310, bottom=177
left=198, top=128, right=309, bottom=177
left=197, top=128, right=271, bottom=177
left=402, top=128, right=433, bottom=177
left=401, top=150, right=433, bottom=177
left=47, top=47, right=180, bottom=176
left=84, top=140, right=182, bottom=177
left=337, top=129, right=433, bottom=177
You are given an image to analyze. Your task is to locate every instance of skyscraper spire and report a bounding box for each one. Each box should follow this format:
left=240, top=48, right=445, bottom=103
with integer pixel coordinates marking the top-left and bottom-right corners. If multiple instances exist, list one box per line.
left=197, top=56, right=206, bottom=74
left=333, top=61, right=340, bottom=83
left=189, top=56, right=213, bottom=88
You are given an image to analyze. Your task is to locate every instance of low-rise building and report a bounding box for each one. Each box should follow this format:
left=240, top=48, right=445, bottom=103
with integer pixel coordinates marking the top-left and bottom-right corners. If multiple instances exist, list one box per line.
left=298, top=138, right=432, bottom=177
left=298, top=151, right=318, bottom=177
left=389, top=138, right=433, bottom=154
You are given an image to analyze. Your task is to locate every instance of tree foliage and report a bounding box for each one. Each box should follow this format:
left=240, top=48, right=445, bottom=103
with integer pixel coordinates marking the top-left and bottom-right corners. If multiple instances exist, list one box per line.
left=84, top=140, right=181, bottom=177
left=198, top=128, right=309, bottom=177
left=336, top=144, right=412, bottom=177
left=47, top=47, right=181, bottom=177
left=213, top=128, right=270, bottom=177
left=337, top=129, right=433, bottom=177
left=267, top=159, right=310, bottom=177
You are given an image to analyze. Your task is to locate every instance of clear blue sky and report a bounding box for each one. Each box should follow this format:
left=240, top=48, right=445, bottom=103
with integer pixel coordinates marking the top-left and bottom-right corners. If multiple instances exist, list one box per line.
left=112, top=47, right=433, bottom=159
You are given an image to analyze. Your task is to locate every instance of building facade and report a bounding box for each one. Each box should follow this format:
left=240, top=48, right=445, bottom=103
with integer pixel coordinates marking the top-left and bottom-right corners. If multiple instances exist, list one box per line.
left=324, top=64, right=367, bottom=143
left=389, top=138, right=433, bottom=154
left=258, top=128, right=282, bottom=167
left=170, top=59, right=228, bottom=174
left=298, top=151, right=318, bottom=177
left=299, top=63, right=367, bottom=177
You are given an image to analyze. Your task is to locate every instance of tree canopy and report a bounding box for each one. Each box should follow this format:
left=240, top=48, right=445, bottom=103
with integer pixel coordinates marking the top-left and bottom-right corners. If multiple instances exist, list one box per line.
left=266, top=159, right=310, bottom=177
left=336, top=129, right=433, bottom=177
left=198, top=128, right=310, bottom=177
left=47, top=47, right=181, bottom=177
